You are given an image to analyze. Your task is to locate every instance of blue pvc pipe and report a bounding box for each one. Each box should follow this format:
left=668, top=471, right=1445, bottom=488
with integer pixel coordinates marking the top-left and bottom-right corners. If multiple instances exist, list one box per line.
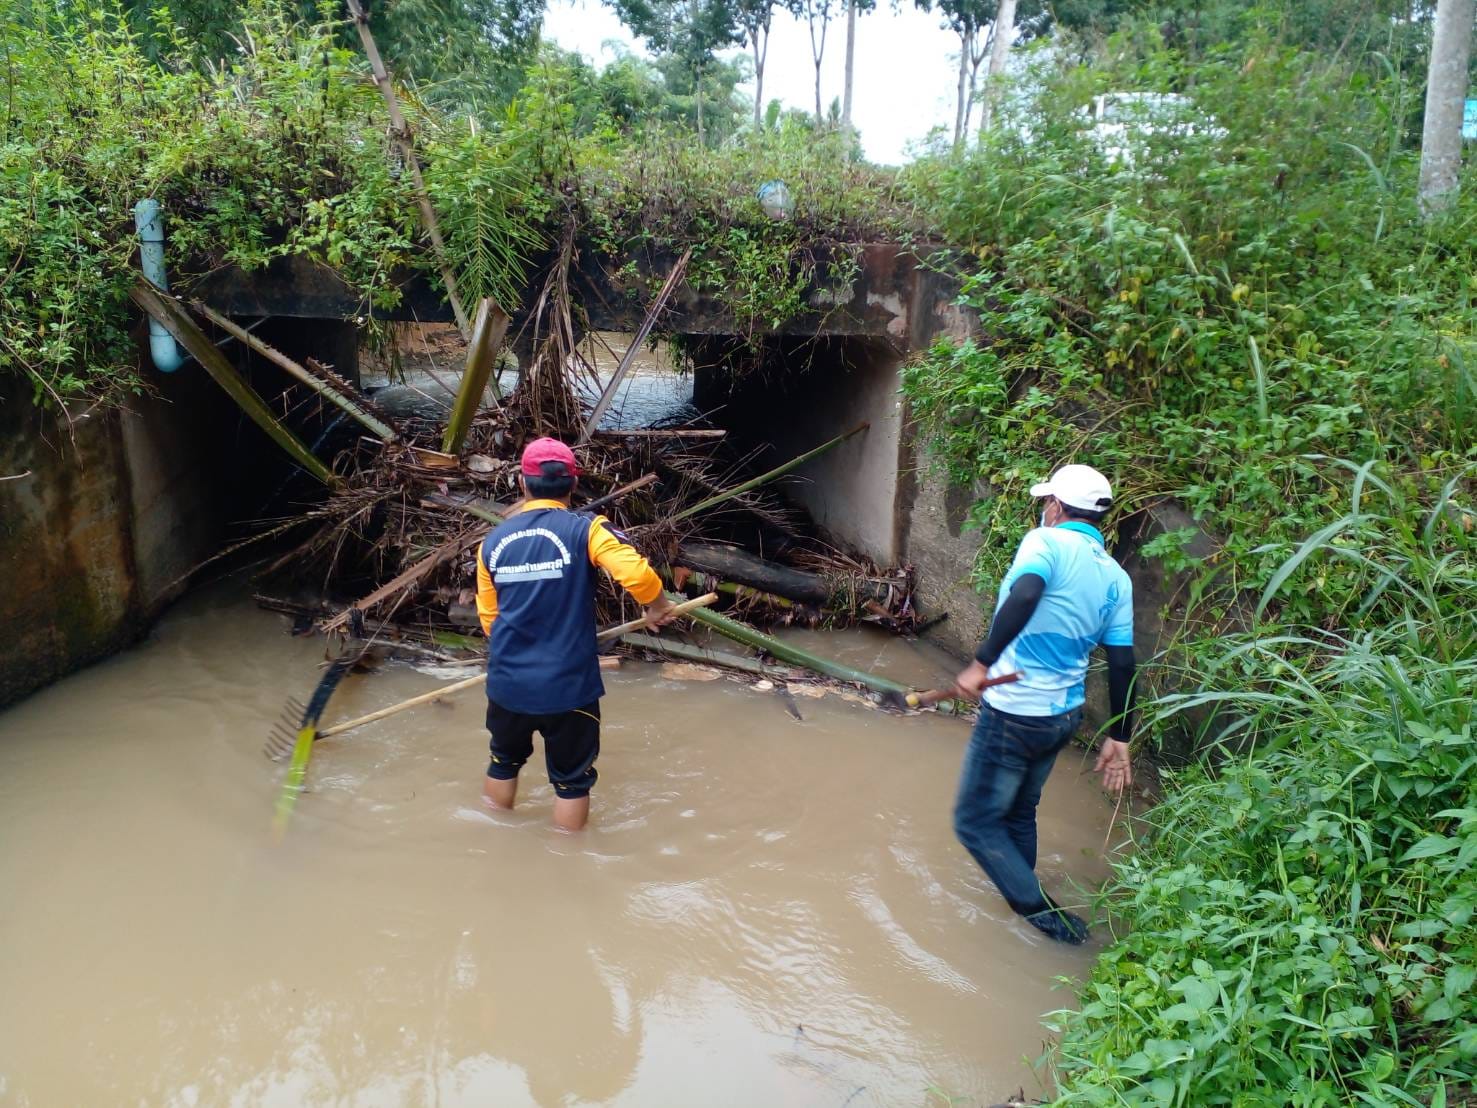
left=133, top=198, right=185, bottom=373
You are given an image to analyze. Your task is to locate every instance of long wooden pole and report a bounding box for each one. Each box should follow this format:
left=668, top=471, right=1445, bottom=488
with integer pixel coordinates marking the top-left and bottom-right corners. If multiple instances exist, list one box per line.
left=130, top=280, right=338, bottom=488
left=594, top=592, right=717, bottom=642
left=192, top=301, right=397, bottom=442
left=344, top=0, right=472, bottom=337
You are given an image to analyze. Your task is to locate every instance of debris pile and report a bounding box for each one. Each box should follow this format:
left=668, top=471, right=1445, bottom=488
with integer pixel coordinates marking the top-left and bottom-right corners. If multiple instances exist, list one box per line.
left=138, top=255, right=929, bottom=696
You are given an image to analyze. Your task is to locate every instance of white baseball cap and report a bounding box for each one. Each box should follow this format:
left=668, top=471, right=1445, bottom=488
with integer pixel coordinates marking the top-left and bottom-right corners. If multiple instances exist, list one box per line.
left=1030, top=464, right=1114, bottom=512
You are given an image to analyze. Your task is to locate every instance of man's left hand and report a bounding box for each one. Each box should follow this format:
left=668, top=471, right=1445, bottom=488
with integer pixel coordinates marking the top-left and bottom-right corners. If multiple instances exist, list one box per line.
left=1095, top=738, right=1132, bottom=794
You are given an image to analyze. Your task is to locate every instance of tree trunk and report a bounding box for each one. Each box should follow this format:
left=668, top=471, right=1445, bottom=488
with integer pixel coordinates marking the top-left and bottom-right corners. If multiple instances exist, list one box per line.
left=842, top=0, right=857, bottom=130
left=962, top=26, right=989, bottom=137
left=752, top=33, right=766, bottom=128
left=677, top=542, right=897, bottom=609
left=695, top=61, right=706, bottom=145
left=1419, top=0, right=1474, bottom=216
left=809, top=1, right=828, bottom=125
left=979, top=0, right=1016, bottom=134
left=953, top=28, right=971, bottom=149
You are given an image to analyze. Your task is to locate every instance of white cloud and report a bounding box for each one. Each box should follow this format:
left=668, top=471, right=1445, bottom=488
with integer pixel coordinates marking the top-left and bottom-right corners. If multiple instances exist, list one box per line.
left=541, top=0, right=964, bottom=164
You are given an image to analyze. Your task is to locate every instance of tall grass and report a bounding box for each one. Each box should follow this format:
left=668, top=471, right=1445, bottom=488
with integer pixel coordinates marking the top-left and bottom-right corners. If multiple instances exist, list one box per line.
left=1043, top=469, right=1477, bottom=1105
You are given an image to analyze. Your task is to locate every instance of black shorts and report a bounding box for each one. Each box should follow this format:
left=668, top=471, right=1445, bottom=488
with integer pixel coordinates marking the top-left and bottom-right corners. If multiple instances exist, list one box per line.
left=485, top=698, right=601, bottom=799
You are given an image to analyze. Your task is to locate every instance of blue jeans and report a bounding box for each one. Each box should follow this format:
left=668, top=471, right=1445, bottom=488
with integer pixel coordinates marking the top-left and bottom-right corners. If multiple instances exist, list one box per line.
left=953, top=704, right=1083, bottom=915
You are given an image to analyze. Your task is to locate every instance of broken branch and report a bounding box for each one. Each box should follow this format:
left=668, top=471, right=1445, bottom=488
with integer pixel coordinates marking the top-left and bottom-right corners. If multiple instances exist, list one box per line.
left=192, top=301, right=397, bottom=442
left=130, top=279, right=338, bottom=487
left=443, top=297, right=511, bottom=452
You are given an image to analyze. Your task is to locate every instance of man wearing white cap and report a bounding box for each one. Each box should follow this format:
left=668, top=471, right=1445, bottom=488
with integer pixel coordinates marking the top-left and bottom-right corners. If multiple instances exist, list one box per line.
left=951, top=463, right=1136, bottom=944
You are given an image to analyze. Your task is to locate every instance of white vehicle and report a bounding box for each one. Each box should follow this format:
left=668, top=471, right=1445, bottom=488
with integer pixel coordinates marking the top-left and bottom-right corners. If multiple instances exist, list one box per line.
left=1083, top=92, right=1225, bottom=168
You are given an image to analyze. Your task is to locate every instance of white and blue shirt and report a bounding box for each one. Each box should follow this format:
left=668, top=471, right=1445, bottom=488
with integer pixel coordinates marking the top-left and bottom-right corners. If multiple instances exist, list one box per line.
left=983, top=522, right=1134, bottom=717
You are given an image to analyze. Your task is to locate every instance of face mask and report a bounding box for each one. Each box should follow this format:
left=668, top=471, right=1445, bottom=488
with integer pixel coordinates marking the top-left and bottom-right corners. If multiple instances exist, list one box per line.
left=1040, top=510, right=1048, bottom=528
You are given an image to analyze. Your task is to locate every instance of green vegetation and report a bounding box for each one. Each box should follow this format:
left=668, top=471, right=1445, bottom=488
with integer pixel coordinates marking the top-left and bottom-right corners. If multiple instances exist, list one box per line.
left=1047, top=481, right=1475, bottom=1105
left=0, top=1, right=908, bottom=406
left=900, top=25, right=1474, bottom=627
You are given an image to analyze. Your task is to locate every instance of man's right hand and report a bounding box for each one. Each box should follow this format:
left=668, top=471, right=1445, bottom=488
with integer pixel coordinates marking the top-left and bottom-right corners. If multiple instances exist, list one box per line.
left=953, top=660, right=992, bottom=700
left=642, top=594, right=679, bottom=631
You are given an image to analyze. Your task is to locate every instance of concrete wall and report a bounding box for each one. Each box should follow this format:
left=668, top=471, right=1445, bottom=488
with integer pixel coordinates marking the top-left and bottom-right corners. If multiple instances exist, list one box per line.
left=896, top=455, right=991, bottom=659
left=0, top=370, right=228, bottom=707
left=694, top=338, right=904, bottom=566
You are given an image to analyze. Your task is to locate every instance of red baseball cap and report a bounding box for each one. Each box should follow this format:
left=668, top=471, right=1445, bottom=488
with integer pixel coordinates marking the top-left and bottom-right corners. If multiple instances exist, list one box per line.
left=520, top=436, right=580, bottom=477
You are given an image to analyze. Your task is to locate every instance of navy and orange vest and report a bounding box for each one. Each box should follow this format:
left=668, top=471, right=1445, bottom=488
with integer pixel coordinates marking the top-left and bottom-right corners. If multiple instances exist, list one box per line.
left=480, top=507, right=602, bottom=714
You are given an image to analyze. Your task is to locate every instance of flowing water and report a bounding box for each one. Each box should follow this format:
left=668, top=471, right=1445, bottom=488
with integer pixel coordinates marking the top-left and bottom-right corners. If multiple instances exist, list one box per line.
left=0, top=588, right=1118, bottom=1107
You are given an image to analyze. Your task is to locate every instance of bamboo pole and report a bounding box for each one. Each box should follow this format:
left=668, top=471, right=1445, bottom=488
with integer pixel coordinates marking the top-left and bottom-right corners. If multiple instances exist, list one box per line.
left=686, top=605, right=910, bottom=694
left=671, top=422, right=869, bottom=522
left=423, top=494, right=504, bottom=525
left=318, top=675, right=482, bottom=738
left=593, top=428, right=726, bottom=440
left=130, top=279, right=338, bottom=487
left=443, top=298, right=511, bottom=452
left=620, top=633, right=795, bottom=678
left=594, top=592, right=717, bottom=642
left=192, top=301, right=397, bottom=442
left=344, top=0, right=472, bottom=338
left=579, top=248, right=691, bottom=444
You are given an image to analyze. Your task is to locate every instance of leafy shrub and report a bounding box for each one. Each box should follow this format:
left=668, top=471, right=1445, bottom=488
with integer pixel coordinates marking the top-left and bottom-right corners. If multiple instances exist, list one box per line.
left=899, top=27, right=1476, bottom=628
left=1043, top=471, right=1475, bottom=1105
left=0, top=3, right=916, bottom=405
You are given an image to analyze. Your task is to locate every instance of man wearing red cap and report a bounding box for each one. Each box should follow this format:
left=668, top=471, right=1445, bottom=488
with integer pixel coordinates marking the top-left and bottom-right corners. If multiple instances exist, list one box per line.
left=475, top=437, right=676, bottom=831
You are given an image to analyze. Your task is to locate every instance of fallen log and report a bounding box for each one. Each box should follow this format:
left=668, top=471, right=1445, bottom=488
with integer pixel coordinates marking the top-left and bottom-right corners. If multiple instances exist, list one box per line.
left=677, top=542, right=895, bottom=609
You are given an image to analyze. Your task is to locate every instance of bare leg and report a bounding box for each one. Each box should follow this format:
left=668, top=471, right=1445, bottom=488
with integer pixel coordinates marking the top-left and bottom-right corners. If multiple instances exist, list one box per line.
left=552, top=795, right=589, bottom=832
left=483, top=775, right=518, bottom=809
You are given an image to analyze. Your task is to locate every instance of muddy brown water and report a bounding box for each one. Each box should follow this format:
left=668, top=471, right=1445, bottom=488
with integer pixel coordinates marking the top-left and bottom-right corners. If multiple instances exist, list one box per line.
left=0, top=588, right=1118, bottom=1106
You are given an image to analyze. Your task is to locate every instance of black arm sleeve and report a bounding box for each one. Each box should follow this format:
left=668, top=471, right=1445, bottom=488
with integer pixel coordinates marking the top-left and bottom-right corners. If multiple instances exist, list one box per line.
left=1105, top=644, right=1137, bottom=742
left=974, top=573, right=1046, bottom=668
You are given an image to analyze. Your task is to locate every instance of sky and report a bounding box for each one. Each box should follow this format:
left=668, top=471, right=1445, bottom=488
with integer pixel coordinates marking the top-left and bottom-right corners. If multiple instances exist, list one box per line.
left=540, top=0, right=964, bottom=165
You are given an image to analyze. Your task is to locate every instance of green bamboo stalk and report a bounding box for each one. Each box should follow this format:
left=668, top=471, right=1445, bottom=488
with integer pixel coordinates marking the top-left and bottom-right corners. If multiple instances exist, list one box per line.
left=621, top=632, right=795, bottom=677
left=671, top=422, right=869, bottom=522
left=130, top=279, right=338, bottom=487
left=686, top=604, right=909, bottom=694
left=443, top=298, right=510, bottom=453
left=192, top=301, right=397, bottom=442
